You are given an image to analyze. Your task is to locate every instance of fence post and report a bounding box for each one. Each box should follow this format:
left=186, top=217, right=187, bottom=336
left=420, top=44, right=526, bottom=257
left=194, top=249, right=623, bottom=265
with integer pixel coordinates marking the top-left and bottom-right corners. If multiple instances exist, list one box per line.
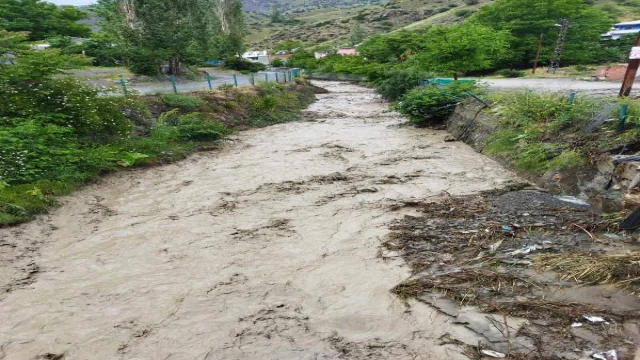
left=250, top=73, right=255, bottom=85
left=617, top=104, right=629, bottom=132
left=205, top=72, right=212, bottom=90
left=119, top=75, right=128, bottom=96
left=170, top=75, right=178, bottom=93
left=567, top=92, right=577, bottom=104
left=276, top=72, right=279, bottom=83
left=233, top=74, right=238, bottom=87
left=264, top=73, right=268, bottom=83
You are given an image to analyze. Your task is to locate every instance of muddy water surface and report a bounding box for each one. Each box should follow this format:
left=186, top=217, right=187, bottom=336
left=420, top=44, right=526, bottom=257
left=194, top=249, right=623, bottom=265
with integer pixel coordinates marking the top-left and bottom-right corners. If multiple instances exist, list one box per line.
left=0, top=82, right=519, bottom=359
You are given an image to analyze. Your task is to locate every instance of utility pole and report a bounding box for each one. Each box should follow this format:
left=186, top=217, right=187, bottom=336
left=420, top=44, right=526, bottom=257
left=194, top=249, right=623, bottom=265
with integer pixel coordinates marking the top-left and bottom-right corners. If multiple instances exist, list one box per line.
left=532, top=34, right=543, bottom=74
left=619, top=32, right=640, bottom=97
left=548, top=18, right=569, bottom=74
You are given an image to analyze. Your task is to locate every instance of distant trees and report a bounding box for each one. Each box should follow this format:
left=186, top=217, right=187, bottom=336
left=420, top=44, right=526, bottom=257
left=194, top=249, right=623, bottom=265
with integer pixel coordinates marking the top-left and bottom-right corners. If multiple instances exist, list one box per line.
left=358, top=30, right=426, bottom=63
left=269, top=6, right=283, bottom=23
left=0, top=0, right=91, bottom=40
left=471, top=0, right=614, bottom=67
left=95, top=0, right=246, bottom=75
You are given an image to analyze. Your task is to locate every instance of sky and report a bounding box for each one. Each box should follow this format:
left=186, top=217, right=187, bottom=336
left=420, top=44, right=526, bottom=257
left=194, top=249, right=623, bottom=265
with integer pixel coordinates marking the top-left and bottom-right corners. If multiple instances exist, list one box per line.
left=47, top=0, right=94, bottom=5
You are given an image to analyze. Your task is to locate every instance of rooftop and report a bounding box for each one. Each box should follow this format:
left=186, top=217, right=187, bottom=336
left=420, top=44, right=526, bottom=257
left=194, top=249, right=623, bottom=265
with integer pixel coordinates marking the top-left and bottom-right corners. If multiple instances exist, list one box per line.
left=614, top=20, right=640, bottom=26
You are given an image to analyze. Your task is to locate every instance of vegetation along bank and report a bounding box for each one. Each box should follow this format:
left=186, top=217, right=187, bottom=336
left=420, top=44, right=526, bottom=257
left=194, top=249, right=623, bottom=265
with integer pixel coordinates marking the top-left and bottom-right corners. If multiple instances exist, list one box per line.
left=0, top=35, right=316, bottom=226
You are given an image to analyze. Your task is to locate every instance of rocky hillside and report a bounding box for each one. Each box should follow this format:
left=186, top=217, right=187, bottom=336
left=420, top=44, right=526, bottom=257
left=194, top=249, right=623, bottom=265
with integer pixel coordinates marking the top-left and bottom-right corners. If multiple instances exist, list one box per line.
left=244, top=0, right=640, bottom=49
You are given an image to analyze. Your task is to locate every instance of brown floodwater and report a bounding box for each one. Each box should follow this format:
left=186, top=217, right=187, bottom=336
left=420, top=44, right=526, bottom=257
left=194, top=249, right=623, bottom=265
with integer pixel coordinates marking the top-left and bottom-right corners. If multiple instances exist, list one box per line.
left=0, top=81, right=519, bottom=359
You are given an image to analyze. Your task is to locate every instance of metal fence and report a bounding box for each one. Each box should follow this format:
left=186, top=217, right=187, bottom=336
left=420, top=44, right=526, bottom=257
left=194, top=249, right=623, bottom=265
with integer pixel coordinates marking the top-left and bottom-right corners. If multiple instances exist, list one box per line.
left=115, top=68, right=304, bottom=96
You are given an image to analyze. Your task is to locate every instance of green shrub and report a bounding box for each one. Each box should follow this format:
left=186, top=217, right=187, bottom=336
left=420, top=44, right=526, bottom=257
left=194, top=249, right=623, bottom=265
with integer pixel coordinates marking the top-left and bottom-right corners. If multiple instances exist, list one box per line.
left=0, top=123, right=113, bottom=185
left=174, top=113, right=227, bottom=141
left=374, top=66, right=428, bottom=101
left=223, top=56, right=267, bottom=72
left=454, top=9, right=475, bottom=17
left=396, top=82, right=478, bottom=126
left=127, top=48, right=163, bottom=76
left=271, top=58, right=286, bottom=67
left=0, top=77, right=139, bottom=139
left=160, top=93, right=205, bottom=110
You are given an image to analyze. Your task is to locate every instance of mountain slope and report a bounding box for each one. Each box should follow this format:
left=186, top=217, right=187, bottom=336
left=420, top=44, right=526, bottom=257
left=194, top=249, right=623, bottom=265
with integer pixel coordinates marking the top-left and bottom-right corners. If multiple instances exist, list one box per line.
left=244, top=0, right=640, bottom=49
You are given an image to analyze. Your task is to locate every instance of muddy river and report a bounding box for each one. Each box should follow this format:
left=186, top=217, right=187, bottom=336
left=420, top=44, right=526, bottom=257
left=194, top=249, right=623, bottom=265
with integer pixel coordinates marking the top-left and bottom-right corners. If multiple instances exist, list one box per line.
left=0, top=82, right=520, bottom=359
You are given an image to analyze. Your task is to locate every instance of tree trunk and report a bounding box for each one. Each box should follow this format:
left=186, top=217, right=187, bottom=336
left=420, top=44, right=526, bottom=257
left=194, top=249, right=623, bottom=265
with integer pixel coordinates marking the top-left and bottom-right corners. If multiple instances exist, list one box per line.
left=453, top=73, right=459, bottom=81
left=168, top=57, right=180, bottom=76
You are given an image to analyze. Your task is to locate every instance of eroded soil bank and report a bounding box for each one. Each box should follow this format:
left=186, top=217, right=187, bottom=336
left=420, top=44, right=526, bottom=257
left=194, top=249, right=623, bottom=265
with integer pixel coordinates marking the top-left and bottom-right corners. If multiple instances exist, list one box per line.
left=0, top=81, right=521, bottom=359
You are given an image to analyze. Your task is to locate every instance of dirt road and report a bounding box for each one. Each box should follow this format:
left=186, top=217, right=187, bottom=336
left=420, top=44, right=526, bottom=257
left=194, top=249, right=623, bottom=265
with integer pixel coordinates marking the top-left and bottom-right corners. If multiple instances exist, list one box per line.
left=0, top=82, right=520, bottom=359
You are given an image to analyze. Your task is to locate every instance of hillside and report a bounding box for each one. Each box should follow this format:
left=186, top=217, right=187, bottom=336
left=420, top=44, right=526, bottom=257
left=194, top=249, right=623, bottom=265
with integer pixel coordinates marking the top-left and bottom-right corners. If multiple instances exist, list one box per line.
left=244, top=0, right=640, bottom=50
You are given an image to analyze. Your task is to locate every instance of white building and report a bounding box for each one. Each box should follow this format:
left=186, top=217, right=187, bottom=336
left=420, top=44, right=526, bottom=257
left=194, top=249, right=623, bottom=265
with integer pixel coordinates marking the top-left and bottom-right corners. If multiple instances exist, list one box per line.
left=242, top=50, right=270, bottom=65
left=602, top=20, right=640, bottom=40
left=314, top=50, right=330, bottom=59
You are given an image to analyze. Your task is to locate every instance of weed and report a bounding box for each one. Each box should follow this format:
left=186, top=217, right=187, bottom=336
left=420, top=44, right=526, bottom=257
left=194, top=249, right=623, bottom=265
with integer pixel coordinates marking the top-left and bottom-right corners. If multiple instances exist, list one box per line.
left=160, top=93, right=205, bottom=110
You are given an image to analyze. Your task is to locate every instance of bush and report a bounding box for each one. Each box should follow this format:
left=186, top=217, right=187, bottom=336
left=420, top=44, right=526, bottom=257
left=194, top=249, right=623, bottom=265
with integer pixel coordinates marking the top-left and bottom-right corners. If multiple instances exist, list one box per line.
left=495, top=69, right=525, bottom=78
left=160, top=93, right=205, bottom=110
left=374, top=66, right=428, bottom=101
left=395, top=82, right=478, bottom=126
left=153, top=112, right=227, bottom=141
left=454, top=9, right=476, bottom=17
left=0, top=123, right=113, bottom=185
left=127, top=48, right=163, bottom=76
left=1, top=76, right=139, bottom=139
left=271, top=58, right=286, bottom=67
left=223, top=56, right=267, bottom=72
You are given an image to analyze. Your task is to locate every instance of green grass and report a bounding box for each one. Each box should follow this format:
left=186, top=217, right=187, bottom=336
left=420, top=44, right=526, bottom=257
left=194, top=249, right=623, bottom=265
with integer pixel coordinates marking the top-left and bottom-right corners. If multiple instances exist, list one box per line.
left=160, top=93, right=205, bottom=110
left=483, top=91, right=634, bottom=174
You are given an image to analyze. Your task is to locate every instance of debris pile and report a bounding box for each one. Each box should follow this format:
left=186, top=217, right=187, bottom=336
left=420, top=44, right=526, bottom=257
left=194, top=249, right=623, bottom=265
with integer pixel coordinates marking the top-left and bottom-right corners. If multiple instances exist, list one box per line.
left=387, top=189, right=640, bottom=358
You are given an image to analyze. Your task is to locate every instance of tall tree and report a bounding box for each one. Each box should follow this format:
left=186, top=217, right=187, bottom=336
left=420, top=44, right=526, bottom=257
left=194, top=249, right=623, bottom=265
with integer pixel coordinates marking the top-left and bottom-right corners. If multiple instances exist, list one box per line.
left=471, top=0, right=614, bottom=67
left=0, top=0, right=90, bottom=40
left=269, top=6, right=283, bottom=23
left=349, top=23, right=364, bottom=46
left=412, top=23, right=511, bottom=79
left=95, top=0, right=246, bottom=75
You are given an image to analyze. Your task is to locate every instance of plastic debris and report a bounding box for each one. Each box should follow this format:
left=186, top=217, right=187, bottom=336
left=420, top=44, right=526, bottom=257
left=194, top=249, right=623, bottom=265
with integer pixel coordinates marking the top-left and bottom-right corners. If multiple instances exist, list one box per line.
left=592, top=350, right=618, bottom=360
left=582, top=315, right=609, bottom=325
left=501, top=225, right=513, bottom=231
left=620, top=208, right=640, bottom=230
left=571, top=322, right=583, bottom=327
left=480, top=349, right=506, bottom=358
left=555, top=195, right=590, bottom=206
left=507, top=245, right=539, bottom=256
left=489, top=240, right=503, bottom=254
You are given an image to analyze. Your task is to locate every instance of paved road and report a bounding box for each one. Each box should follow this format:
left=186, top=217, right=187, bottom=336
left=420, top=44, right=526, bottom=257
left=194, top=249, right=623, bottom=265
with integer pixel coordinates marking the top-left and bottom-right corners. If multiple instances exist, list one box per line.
left=108, top=73, right=640, bottom=97
left=478, top=78, right=639, bottom=96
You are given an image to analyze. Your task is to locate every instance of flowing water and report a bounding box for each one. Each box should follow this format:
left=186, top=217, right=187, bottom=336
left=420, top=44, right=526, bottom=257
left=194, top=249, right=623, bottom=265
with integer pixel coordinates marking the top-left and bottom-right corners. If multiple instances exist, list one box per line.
left=0, top=81, right=519, bottom=360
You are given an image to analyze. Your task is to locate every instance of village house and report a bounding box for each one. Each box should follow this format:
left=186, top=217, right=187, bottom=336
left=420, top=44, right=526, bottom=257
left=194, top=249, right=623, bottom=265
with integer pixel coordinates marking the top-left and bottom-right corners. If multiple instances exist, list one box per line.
left=241, top=50, right=270, bottom=65
left=602, top=20, right=640, bottom=40
left=337, top=48, right=358, bottom=56
left=314, top=50, right=330, bottom=59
